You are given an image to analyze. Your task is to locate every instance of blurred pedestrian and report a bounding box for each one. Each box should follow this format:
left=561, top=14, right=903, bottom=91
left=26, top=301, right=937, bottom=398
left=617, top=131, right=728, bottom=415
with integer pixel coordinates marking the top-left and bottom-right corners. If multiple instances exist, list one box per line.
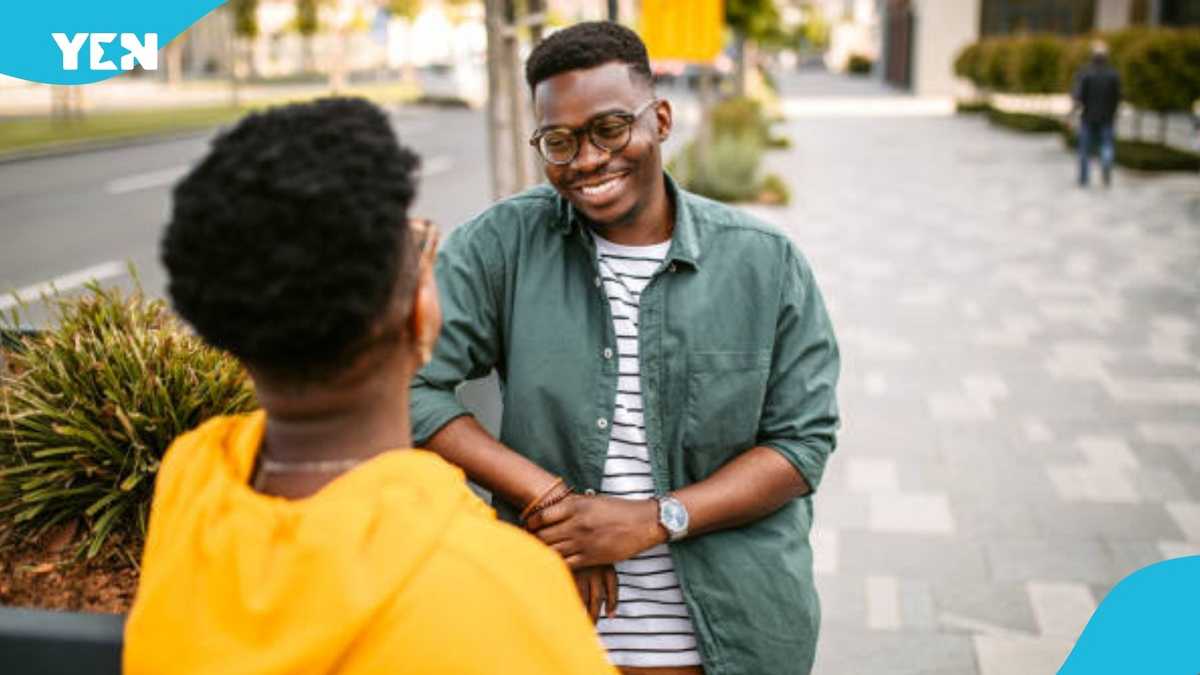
left=123, top=98, right=616, bottom=675
left=1070, top=41, right=1121, bottom=187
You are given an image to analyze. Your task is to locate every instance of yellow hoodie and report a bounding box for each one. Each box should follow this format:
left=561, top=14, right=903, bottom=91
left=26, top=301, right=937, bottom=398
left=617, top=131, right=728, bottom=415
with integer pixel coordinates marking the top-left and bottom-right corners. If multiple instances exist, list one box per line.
left=124, top=412, right=617, bottom=675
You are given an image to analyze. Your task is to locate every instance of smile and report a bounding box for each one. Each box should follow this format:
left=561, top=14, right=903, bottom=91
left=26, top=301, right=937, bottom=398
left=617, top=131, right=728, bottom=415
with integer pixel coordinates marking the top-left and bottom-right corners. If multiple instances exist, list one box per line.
left=574, top=172, right=627, bottom=202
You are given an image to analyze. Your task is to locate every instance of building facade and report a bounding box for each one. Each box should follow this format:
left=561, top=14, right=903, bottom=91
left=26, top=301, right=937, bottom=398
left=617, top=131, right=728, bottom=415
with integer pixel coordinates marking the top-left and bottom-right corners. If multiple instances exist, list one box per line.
left=880, top=0, right=1198, bottom=96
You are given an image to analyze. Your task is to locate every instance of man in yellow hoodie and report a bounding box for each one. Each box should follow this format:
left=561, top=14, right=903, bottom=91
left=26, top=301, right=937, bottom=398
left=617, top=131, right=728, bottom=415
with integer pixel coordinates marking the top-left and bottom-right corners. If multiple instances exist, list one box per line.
left=124, top=97, right=617, bottom=675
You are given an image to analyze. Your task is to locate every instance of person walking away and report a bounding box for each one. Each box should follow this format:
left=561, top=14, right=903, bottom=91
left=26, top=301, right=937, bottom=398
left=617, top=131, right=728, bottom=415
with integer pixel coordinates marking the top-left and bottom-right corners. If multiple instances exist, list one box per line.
left=1071, top=41, right=1121, bottom=187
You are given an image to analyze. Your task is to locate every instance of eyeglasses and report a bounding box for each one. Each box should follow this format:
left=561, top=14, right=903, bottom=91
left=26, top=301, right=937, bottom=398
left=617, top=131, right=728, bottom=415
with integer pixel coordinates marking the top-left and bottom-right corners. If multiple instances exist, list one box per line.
left=529, top=99, right=659, bottom=166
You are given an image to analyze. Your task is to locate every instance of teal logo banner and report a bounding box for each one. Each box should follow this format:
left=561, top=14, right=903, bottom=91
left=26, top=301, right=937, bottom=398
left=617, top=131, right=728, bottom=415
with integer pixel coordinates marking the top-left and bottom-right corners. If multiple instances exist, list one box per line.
left=1059, top=555, right=1200, bottom=673
left=1, top=1, right=228, bottom=85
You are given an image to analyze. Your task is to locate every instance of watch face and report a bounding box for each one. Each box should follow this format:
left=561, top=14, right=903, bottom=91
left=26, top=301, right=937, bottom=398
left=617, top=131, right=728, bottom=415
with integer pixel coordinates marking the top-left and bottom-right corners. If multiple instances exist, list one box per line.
left=661, top=498, right=688, bottom=533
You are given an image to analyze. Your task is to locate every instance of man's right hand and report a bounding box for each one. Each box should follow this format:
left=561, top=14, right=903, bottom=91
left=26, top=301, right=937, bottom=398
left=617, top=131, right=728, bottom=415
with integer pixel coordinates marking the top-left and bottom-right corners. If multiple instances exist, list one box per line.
left=573, top=564, right=618, bottom=623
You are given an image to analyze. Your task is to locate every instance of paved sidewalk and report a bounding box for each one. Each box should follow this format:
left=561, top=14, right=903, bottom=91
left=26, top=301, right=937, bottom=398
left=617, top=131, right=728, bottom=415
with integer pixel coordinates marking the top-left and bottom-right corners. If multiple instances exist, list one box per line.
left=749, top=71, right=1200, bottom=674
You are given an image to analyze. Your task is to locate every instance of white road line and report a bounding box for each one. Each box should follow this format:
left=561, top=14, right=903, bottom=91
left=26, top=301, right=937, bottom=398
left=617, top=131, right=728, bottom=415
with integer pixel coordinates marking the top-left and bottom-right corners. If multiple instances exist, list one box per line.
left=105, top=165, right=190, bottom=195
left=420, top=155, right=454, bottom=178
left=1, top=260, right=127, bottom=311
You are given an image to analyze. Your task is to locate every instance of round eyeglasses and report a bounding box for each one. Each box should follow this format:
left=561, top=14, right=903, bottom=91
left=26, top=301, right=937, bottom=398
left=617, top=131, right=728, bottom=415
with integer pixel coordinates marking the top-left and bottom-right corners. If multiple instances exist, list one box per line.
left=529, top=99, right=659, bottom=166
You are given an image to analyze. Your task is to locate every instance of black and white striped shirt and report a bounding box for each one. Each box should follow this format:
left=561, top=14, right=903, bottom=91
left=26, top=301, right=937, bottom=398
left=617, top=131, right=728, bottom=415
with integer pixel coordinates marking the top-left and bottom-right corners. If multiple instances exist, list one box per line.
left=592, top=233, right=702, bottom=668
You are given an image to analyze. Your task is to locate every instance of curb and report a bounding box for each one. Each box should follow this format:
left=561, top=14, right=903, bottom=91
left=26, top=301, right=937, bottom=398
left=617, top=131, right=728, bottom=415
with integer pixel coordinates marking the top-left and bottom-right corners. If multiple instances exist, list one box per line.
left=0, top=127, right=220, bottom=165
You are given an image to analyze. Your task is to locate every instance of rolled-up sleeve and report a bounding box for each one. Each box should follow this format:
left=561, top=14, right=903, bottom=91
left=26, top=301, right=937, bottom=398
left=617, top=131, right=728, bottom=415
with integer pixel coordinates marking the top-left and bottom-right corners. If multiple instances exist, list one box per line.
left=756, top=245, right=840, bottom=492
left=410, top=219, right=505, bottom=446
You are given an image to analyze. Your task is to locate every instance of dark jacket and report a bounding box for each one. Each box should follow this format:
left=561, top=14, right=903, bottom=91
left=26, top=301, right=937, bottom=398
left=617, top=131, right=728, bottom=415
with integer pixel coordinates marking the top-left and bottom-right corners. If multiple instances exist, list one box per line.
left=1073, top=61, right=1122, bottom=126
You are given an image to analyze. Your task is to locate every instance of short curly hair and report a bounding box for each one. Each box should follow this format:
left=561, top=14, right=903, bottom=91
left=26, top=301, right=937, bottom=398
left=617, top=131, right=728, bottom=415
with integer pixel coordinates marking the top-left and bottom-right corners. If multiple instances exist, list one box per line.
left=162, top=97, right=421, bottom=383
left=525, top=21, right=653, bottom=93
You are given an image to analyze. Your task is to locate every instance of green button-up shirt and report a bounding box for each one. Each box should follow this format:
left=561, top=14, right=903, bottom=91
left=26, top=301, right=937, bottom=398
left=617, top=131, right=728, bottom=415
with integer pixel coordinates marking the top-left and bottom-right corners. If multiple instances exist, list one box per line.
left=411, top=176, right=840, bottom=675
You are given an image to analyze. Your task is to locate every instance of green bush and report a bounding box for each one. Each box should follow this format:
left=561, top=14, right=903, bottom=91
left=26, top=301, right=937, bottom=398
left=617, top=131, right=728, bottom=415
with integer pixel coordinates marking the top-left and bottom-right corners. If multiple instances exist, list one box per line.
left=847, top=54, right=873, bottom=75
left=954, top=43, right=983, bottom=85
left=670, top=133, right=764, bottom=203
left=1011, top=35, right=1067, bottom=94
left=987, top=107, right=1065, bottom=133
left=711, top=97, right=769, bottom=142
left=981, top=39, right=1018, bottom=91
left=956, top=100, right=991, bottom=114
left=1063, top=127, right=1200, bottom=171
left=758, top=173, right=791, bottom=206
left=1, top=284, right=255, bottom=561
left=1121, top=30, right=1200, bottom=116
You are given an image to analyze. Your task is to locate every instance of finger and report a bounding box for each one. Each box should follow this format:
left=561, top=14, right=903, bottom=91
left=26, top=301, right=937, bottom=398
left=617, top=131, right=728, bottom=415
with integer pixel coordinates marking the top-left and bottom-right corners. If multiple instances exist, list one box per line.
left=526, top=496, right=575, bottom=532
left=604, top=566, right=619, bottom=618
left=574, top=573, right=589, bottom=607
left=532, top=521, right=575, bottom=546
left=551, top=540, right=581, bottom=559
left=564, top=553, right=586, bottom=570
left=588, top=571, right=602, bottom=622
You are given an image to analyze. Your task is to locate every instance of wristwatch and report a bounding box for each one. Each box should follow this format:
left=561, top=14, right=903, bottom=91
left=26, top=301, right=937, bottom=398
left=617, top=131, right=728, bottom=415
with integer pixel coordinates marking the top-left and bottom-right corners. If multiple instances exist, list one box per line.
left=656, top=495, right=690, bottom=542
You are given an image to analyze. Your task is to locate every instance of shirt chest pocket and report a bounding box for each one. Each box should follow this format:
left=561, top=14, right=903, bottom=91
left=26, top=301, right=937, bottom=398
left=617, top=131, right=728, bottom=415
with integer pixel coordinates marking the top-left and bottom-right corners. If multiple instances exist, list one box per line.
left=683, top=350, right=772, bottom=454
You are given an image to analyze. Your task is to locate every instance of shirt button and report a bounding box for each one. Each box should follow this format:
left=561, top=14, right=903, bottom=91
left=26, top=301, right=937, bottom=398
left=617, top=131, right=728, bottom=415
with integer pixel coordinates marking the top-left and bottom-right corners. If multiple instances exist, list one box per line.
left=669, top=263, right=677, bottom=273
left=603, top=347, right=613, bottom=359
left=584, top=488, right=597, bottom=496
left=597, top=418, right=608, bottom=430
left=594, top=276, right=601, bottom=287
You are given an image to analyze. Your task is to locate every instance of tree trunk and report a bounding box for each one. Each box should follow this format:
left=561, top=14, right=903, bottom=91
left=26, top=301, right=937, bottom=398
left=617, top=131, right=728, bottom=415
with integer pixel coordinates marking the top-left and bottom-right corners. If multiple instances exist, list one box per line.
left=734, top=32, right=747, bottom=98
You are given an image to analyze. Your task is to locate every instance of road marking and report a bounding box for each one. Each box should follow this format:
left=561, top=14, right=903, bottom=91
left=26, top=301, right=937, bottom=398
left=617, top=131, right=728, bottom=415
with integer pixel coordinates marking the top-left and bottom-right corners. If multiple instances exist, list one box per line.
left=1, top=260, right=126, bottom=311
left=106, top=165, right=190, bottom=195
left=420, top=155, right=454, bottom=178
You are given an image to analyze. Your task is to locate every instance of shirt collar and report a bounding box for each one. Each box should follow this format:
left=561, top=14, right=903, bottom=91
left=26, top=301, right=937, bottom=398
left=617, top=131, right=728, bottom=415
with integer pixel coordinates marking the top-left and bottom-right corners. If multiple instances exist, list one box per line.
left=554, top=172, right=700, bottom=269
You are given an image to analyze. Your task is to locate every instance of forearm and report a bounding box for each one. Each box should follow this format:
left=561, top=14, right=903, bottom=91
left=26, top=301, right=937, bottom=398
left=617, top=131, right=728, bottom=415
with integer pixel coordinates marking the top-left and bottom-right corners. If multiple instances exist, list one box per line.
left=423, top=415, right=559, bottom=510
left=673, top=445, right=811, bottom=538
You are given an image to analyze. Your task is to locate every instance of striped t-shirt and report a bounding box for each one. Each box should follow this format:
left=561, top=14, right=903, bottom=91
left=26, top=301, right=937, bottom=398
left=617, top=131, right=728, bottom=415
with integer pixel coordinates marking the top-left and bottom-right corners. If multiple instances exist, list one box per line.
left=592, top=233, right=703, bottom=669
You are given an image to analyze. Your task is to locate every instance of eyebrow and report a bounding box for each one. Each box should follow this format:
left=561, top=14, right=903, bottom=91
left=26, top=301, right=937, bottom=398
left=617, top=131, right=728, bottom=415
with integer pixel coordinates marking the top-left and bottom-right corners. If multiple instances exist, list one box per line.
left=535, top=107, right=633, bottom=134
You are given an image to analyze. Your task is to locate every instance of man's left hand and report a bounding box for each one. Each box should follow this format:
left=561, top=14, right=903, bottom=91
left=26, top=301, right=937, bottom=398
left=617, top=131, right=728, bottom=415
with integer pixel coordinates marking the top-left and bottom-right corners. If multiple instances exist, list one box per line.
left=527, top=494, right=666, bottom=569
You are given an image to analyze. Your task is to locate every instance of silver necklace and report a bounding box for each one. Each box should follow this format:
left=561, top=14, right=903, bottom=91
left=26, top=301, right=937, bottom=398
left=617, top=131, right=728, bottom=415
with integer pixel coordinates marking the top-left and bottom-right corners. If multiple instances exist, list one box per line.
left=258, top=457, right=367, bottom=474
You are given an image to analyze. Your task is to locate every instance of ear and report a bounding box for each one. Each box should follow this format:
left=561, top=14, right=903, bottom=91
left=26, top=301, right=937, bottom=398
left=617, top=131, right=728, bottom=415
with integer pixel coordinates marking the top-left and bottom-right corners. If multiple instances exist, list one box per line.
left=409, top=265, right=441, bottom=365
left=408, top=228, right=442, bottom=365
left=654, top=98, right=673, bottom=143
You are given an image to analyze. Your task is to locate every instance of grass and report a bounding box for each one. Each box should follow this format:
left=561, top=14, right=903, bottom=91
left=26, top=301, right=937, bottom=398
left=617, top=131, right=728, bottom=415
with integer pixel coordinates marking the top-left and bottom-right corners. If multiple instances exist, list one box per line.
left=0, top=82, right=419, bottom=158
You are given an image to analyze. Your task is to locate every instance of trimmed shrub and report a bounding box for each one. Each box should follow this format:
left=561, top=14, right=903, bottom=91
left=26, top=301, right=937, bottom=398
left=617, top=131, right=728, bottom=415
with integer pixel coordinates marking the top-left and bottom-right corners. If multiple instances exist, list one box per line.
left=847, top=54, right=873, bottom=75
left=988, top=107, right=1065, bottom=133
left=758, top=173, right=791, bottom=206
left=670, top=133, right=764, bottom=203
left=956, top=100, right=991, bottom=114
left=1011, top=35, right=1066, bottom=94
left=981, top=39, right=1018, bottom=91
left=1, top=284, right=256, bottom=561
left=954, top=43, right=983, bottom=85
left=1063, top=127, right=1200, bottom=171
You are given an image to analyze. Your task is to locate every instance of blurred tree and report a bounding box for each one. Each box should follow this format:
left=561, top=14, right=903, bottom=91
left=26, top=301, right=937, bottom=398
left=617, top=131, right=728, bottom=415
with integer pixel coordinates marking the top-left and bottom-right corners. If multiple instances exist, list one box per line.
left=229, top=0, right=259, bottom=104
left=726, top=0, right=781, bottom=96
left=297, top=0, right=320, bottom=73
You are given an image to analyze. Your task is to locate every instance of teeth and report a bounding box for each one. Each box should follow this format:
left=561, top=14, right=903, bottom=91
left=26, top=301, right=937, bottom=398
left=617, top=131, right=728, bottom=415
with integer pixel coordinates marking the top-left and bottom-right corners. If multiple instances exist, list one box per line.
left=579, top=175, right=621, bottom=197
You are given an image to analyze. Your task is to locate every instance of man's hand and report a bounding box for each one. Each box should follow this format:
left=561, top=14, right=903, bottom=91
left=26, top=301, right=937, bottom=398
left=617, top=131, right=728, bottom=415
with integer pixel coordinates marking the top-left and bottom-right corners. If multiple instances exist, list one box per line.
left=527, top=494, right=666, bottom=569
left=573, top=565, right=619, bottom=622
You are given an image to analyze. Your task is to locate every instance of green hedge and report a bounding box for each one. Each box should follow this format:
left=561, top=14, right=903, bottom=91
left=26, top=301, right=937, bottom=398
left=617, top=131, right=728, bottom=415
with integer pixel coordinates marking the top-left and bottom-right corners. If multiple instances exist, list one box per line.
left=987, top=106, right=1066, bottom=133
left=954, top=27, right=1200, bottom=116
left=1062, top=127, right=1200, bottom=171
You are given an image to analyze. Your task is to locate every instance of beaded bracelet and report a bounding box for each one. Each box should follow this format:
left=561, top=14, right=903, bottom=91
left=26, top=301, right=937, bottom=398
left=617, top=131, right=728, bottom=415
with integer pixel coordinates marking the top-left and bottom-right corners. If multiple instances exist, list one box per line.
left=519, top=476, right=566, bottom=521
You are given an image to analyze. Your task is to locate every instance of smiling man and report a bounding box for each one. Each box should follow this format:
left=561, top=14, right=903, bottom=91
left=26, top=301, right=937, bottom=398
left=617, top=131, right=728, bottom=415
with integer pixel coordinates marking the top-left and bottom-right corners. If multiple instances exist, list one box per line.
left=411, top=22, right=840, bottom=675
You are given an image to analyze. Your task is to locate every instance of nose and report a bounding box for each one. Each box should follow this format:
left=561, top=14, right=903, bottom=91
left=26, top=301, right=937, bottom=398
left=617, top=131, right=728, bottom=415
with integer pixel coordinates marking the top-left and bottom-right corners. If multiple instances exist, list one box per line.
left=569, top=134, right=610, bottom=175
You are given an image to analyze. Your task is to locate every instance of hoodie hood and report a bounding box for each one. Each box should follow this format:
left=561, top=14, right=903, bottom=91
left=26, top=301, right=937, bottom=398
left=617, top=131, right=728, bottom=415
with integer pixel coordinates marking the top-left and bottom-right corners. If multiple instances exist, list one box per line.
left=125, top=411, right=481, bottom=675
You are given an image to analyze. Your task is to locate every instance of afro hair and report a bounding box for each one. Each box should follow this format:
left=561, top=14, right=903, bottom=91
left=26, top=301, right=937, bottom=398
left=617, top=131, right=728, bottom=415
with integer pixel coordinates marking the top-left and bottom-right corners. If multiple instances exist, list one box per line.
left=161, top=97, right=421, bottom=383
left=525, top=21, right=653, bottom=93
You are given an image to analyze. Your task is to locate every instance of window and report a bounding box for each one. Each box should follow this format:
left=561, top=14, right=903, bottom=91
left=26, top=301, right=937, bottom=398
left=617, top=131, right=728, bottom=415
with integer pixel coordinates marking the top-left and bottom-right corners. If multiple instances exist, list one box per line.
left=980, top=0, right=1096, bottom=36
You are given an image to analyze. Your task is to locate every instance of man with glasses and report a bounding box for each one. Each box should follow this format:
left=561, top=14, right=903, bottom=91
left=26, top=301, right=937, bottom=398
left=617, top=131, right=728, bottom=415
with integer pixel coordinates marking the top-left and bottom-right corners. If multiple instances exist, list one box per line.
left=411, top=21, right=839, bottom=675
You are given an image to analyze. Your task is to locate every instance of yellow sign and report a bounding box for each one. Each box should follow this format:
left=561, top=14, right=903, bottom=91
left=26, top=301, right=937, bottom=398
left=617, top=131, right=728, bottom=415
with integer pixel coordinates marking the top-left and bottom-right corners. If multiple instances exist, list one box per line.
left=640, top=0, right=724, bottom=63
